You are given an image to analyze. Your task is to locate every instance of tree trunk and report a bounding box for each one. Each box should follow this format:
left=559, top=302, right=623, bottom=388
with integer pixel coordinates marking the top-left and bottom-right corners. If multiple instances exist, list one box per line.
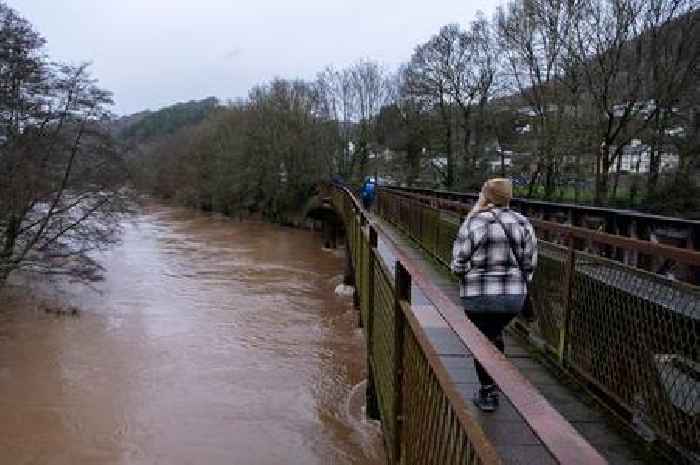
left=473, top=101, right=487, bottom=171
left=462, top=120, right=473, bottom=184
left=0, top=214, right=19, bottom=285
left=406, top=144, right=420, bottom=186
left=574, top=155, right=581, bottom=203
left=527, top=163, right=541, bottom=197
left=445, top=115, right=454, bottom=189
left=628, top=178, right=638, bottom=205
left=611, top=154, right=622, bottom=203
left=647, top=145, right=660, bottom=200
left=596, top=158, right=611, bottom=205
left=543, top=158, right=556, bottom=200
left=438, top=95, right=455, bottom=190
left=594, top=143, right=608, bottom=205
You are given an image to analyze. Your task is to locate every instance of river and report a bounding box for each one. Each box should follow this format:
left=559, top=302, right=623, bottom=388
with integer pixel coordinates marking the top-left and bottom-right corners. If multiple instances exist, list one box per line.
left=0, top=204, right=385, bottom=465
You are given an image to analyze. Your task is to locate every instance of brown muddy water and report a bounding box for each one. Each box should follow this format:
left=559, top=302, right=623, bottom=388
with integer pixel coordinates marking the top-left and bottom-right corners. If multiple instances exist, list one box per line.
left=0, top=204, right=385, bottom=465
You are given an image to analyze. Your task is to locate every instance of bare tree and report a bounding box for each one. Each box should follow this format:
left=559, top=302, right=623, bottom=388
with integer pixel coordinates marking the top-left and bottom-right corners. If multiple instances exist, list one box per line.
left=315, top=66, right=356, bottom=178
left=0, top=3, right=129, bottom=285
left=350, top=59, right=392, bottom=180
left=571, top=0, right=698, bottom=203
left=440, top=16, right=500, bottom=188
left=375, top=67, right=436, bottom=186
left=639, top=2, right=699, bottom=199
left=405, top=28, right=459, bottom=188
left=496, top=0, right=580, bottom=199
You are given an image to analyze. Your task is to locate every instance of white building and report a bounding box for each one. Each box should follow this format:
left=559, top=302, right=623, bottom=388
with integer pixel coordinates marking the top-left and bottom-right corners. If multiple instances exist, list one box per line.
left=488, top=158, right=513, bottom=172
left=611, top=139, right=679, bottom=174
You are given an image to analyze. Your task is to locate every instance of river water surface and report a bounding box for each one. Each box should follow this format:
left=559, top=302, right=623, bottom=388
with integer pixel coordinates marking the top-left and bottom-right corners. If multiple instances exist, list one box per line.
left=0, top=204, right=385, bottom=465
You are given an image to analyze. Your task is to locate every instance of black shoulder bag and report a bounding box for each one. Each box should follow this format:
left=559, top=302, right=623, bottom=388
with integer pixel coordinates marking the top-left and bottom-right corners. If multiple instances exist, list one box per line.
left=490, top=211, right=536, bottom=322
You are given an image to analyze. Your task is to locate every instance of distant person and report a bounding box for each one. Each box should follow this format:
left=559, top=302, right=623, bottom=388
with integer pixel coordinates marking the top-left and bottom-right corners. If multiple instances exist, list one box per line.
left=451, top=178, right=538, bottom=412
left=361, top=177, right=376, bottom=210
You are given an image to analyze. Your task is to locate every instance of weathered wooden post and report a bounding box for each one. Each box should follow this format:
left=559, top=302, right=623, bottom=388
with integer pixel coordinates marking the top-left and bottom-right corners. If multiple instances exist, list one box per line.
left=344, top=203, right=356, bottom=288
left=560, top=233, right=577, bottom=365
left=351, top=212, right=362, bottom=313
left=356, top=214, right=368, bottom=327
left=365, top=225, right=380, bottom=421
left=625, top=218, right=639, bottom=267
left=392, top=261, right=410, bottom=464
left=690, top=225, right=700, bottom=285
left=344, top=240, right=355, bottom=287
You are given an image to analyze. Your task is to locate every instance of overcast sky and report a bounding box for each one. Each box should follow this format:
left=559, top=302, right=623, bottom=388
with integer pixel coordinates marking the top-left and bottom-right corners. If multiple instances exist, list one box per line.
left=16, top=0, right=499, bottom=115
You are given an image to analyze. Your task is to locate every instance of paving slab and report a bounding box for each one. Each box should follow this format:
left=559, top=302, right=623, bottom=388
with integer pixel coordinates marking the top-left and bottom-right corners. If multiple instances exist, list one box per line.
left=496, top=445, right=559, bottom=465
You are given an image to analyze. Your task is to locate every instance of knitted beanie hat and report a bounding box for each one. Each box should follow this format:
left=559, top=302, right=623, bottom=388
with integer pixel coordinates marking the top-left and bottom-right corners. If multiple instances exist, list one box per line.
left=483, top=178, right=513, bottom=206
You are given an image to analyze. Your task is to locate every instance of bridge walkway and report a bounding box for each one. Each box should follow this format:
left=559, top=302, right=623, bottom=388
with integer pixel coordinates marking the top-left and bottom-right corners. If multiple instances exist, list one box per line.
left=368, top=211, right=658, bottom=465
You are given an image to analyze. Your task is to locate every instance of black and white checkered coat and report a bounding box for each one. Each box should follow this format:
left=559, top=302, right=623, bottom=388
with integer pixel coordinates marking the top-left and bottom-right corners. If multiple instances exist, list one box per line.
left=450, top=208, right=538, bottom=297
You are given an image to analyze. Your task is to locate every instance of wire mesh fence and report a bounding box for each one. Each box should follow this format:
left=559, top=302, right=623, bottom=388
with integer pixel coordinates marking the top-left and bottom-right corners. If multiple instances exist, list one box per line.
left=569, top=252, right=700, bottom=456
left=529, top=242, right=570, bottom=356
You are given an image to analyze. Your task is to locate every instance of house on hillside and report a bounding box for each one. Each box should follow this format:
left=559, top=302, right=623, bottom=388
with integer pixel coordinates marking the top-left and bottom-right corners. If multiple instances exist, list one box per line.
left=609, top=139, right=679, bottom=174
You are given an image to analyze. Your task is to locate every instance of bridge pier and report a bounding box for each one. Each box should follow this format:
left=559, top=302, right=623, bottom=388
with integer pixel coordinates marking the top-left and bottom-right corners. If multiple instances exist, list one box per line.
left=322, top=217, right=338, bottom=249
left=344, top=242, right=355, bottom=287
left=304, top=195, right=340, bottom=250
left=365, top=367, right=380, bottom=421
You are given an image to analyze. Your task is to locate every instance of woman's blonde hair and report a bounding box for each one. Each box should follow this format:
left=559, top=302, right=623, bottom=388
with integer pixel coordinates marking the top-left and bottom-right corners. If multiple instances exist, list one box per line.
left=468, top=178, right=513, bottom=217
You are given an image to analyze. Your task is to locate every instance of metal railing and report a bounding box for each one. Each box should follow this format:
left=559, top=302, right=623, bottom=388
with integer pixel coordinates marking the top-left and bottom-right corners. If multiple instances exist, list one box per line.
left=331, top=184, right=607, bottom=465
left=375, top=188, right=700, bottom=464
left=383, top=185, right=700, bottom=285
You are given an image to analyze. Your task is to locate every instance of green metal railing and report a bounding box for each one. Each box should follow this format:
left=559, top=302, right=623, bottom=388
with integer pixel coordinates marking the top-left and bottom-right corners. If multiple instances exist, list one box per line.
left=331, top=185, right=608, bottom=465
left=375, top=188, right=700, bottom=464
left=333, top=188, right=501, bottom=465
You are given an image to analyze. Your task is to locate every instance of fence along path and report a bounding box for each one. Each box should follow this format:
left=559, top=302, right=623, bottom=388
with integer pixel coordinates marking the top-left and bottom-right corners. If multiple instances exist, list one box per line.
left=374, top=187, right=699, bottom=465
left=383, top=185, right=700, bottom=285
left=331, top=185, right=607, bottom=465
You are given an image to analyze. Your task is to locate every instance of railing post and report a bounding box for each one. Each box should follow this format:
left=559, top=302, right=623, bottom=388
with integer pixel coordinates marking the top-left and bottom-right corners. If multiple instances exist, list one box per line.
left=418, top=202, right=424, bottom=242
left=434, top=210, right=441, bottom=257
left=366, top=226, right=380, bottom=421
left=560, top=233, right=577, bottom=364
left=392, top=261, right=410, bottom=464
left=353, top=213, right=361, bottom=311
left=628, top=219, right=639, bottom=267
left=357, top=224, right=365, bottom=328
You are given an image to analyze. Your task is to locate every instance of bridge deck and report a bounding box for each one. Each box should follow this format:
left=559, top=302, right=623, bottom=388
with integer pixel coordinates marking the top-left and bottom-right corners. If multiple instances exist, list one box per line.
left=368, top=212, right=657, bottom=465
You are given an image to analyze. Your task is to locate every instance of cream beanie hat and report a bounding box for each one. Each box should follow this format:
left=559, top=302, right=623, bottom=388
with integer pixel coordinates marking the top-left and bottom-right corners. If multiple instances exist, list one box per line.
left=482, top=178, right=513, bottom=207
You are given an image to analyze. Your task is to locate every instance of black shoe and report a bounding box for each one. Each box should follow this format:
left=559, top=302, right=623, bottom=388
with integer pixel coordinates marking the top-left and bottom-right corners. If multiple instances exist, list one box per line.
left=488, top=387, right=500, bottom=407
left=473, top=385, right=499, bottom=412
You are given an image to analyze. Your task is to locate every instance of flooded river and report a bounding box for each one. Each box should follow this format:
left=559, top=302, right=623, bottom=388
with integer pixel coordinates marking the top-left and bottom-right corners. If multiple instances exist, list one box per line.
left=0, top=204, right=385, bottom=465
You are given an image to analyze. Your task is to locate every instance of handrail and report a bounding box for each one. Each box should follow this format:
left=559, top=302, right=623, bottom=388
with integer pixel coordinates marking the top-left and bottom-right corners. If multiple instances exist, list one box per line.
left=383, top=185, right=700, bottom=226
left=334, top=183, right=608, bottom=465
left=381, top=187, right=700, bottom=268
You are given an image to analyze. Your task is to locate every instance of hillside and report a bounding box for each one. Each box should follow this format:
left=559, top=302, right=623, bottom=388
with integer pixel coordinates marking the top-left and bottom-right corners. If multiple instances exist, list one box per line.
left=118, top=97, right=220, bottom=142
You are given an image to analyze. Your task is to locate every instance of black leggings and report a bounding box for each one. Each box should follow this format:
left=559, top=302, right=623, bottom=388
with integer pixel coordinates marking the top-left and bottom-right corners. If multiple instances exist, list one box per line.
left=465, top=312, right=519, bottom=387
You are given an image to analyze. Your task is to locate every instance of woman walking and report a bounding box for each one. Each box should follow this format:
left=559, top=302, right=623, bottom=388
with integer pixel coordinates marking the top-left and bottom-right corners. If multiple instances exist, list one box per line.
left=451, top=178, right=538, bottom=412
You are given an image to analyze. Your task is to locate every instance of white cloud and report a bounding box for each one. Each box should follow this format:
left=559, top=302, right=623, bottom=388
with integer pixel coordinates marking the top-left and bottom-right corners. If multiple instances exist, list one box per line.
left=15, top=0, right=499, bottom=114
